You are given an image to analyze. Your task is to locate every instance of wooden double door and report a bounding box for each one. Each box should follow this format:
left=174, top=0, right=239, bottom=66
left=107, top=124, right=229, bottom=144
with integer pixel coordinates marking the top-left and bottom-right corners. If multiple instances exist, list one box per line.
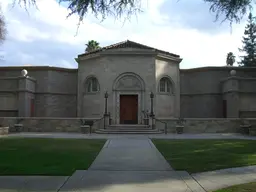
left=120, top=95, right=138, bottom=124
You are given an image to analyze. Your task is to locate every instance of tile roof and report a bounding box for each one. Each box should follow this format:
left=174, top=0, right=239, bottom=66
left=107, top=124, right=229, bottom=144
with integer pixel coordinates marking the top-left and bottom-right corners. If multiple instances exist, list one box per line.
left=78, top=40, right=180, bottom=58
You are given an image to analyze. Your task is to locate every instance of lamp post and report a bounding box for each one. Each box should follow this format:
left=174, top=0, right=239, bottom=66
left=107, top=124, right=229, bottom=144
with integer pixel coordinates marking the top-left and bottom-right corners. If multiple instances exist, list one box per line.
left=150, top=91, right=155, bottom=129
left=150, top=91, right=154, bottom=117
left=104, top=91, right=108, bottom=129
left=104, top=91, right=108, bottom=115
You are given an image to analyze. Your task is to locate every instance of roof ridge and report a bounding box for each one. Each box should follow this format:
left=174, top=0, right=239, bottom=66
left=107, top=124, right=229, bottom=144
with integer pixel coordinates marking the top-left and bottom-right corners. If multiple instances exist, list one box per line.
left=78, top=40, right=180, bottom=58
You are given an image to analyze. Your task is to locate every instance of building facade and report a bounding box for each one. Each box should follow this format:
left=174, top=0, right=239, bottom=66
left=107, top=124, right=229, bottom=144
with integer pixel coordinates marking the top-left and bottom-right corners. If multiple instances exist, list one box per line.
left=1, top=40, right=256, bottom=122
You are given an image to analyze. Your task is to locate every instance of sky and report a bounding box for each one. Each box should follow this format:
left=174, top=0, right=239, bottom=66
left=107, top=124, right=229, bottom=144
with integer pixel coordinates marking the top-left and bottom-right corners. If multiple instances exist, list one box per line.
left=0, top=0, right=250, bottom=69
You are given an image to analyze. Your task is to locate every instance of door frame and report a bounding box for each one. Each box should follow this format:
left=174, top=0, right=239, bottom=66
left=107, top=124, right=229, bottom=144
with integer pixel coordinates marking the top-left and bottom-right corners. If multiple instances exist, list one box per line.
left=120, top=94, right=138, bottom=124
left=114, top=91, right=143, bottom=124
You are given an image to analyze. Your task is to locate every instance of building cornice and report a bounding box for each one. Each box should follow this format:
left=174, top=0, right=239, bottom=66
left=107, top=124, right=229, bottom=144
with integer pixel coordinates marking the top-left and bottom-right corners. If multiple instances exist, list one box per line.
left=18, top=76, right=37, bottom=82
left=77, top=53, right=102, bottom=61
left=156, top=53, right=183, bottom=63
left=0, top=66, right=77, bottom=72
left=220, top=76, right=256, bottom=83
left=77, top=49, right=157, bottom=62
left=181, top=66, right=256, bottom=73
left=77, top=49, right=183, bottom=63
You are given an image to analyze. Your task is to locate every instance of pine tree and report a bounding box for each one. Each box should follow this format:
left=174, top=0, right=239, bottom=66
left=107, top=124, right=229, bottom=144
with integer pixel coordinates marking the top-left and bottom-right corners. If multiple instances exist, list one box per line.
left=239, top=12, right=256, bottom=67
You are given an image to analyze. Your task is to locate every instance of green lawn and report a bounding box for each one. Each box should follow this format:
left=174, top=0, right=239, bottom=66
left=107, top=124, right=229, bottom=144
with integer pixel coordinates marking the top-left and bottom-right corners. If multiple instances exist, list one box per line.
left=0, top=138, right=106, bottom=176
left=214, top=182, right=256, bottom=192
left=152, top=139, right=256, bottom=173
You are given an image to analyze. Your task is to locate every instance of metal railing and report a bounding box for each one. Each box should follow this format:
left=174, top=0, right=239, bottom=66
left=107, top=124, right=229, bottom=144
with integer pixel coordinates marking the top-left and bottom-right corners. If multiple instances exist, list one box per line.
left=80, top=116, right=104, bottom=134
left=95, top=116, right=105, bottom=130
left=153, top=117, right=167, bottom=134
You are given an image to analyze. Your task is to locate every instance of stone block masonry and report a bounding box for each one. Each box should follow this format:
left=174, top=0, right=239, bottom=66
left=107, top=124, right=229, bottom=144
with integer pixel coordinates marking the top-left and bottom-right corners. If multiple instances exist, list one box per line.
left=0, top=117, right=104, bottom=133
left=155, top=118, right=253, bottom=134
left=1, top=117, right=256, bottom=135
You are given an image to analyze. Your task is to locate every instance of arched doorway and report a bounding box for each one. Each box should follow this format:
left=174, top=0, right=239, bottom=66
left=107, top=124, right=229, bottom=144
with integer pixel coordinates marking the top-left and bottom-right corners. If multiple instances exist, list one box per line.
left=113, top=72, right=145, bottom=124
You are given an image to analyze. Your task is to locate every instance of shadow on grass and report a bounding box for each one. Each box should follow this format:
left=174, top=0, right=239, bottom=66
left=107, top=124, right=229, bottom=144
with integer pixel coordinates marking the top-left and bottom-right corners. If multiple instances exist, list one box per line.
left=152, top=139, right=256, bottom=173
left=0, top=138, right=106, bottom=176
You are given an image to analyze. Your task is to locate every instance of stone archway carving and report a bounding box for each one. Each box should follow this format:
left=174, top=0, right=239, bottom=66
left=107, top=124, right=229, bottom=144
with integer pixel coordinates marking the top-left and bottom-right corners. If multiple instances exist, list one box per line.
left=113, top=72, right=145, bottom=124
left=113, top=73, right=145, bottom=91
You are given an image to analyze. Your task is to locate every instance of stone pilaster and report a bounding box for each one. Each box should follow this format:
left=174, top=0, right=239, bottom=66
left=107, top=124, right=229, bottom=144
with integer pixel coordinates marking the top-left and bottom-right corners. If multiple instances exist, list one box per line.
left=104, top=114, right=110, bottom=128
left=18, top=76, right=36, bottom=117
left=221, top=70, right=240, bottom=118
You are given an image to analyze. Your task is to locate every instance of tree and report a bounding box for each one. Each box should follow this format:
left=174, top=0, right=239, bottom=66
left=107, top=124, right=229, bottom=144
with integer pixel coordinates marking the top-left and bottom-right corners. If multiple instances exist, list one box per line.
left=226, top=52, right=236, bottom=66
left=0, top=4, right=7, bottom=61
left=15, top=0, right=255, bottom=25
left=0, top=4, right=6, bottom=44
left=85, top=40, right=101, bottom=52
left=238, top=12, right=256, bottom=67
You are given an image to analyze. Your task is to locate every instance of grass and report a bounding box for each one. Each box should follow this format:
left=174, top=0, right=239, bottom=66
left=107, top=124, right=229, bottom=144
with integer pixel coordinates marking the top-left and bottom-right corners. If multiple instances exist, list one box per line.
left=152, top=139, right=256, bottom=173
left=0, top=138, right=106, bottom=176
left=214, top=182, right=256, bottom=192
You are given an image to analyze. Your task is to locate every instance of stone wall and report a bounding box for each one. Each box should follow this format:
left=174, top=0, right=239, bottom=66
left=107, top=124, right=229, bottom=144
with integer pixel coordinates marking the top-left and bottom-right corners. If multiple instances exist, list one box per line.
left=0, top=77, right=18, bottom=116
left=156, top=118, right=250, bottom=133
left=0, top=67, right=78, bottom=117
left=180, top=67, right=256, bottom=118
left=180, top=67, right=230, bottom=118
left=1, top=117, right=256, bottom=134
left=239, top=78, right=256, bottom=117
left=0, top=117, right=104, bottom=133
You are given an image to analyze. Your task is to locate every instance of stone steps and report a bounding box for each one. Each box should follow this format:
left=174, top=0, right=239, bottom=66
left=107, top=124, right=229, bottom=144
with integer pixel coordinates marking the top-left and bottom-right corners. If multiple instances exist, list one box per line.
left=107, top=124, right=150, bottom=130
left=95, top=129, right=163, bottom=134
left=95, top=124, right=163, bottom=134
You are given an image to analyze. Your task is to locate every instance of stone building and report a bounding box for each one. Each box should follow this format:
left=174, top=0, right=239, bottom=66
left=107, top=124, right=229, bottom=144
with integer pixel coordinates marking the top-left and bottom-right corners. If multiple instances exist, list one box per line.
left=1, top=40, right=256, bottom=123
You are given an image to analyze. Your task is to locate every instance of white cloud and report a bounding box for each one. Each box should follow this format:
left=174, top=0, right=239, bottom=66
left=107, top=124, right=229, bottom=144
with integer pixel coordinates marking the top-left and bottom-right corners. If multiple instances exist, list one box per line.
left=0, top=0, right=247, bottom=69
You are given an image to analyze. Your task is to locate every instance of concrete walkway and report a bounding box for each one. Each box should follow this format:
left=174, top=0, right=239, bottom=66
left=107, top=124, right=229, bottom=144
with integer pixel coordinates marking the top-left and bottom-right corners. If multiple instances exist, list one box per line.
left=4, top=132, right=256, bottom=140
left=192, top=165, right=256, bottom=191
left=88, top=138, right=172, bottom=171
left=60, top=138, right=198, bottom=192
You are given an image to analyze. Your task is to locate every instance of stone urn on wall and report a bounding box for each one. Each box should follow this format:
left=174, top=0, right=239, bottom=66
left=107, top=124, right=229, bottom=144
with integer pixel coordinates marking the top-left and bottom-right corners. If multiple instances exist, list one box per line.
left=176, top=118, right=185, bottom=134
left=142, top=110, right=149, bottom=125
left=239, top=118, right=251, bottom=135
left=80, top=119, right=94, bottom=134
left=0, top=124, right=9, bottom=135
left=239, top=118, right=256, bottom=136
left=14, top=118, right=24, bottom=133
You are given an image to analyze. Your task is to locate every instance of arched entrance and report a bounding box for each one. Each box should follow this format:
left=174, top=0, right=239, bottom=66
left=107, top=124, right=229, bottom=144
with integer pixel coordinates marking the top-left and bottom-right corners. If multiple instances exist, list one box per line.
left=113, top=72, right=145, bottom=124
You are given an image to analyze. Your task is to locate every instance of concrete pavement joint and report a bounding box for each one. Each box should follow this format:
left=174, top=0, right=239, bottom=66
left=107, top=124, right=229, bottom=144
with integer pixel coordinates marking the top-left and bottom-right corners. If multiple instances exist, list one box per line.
left=102, top=139, right=110, bottom=148
left=57, top=176, right=71, bottom=192
left=190, top=174, right=208, bottom=192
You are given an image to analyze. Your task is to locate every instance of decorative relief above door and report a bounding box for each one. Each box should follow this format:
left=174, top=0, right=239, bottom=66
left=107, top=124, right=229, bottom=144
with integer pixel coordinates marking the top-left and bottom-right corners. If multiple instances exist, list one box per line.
left=116, top=75, right=142, bottom=90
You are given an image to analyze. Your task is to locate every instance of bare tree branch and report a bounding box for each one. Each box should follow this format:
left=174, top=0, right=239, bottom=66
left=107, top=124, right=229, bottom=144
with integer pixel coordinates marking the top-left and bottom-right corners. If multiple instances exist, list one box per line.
left=204, top=0, right=253, bottom=24
left=12, top=0, right=256, bottom=26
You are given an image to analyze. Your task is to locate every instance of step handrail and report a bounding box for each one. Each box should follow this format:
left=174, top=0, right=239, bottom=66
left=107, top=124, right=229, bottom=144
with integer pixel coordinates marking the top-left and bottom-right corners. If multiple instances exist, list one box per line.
left=80, top=116, right=105, bottom=133
left=153, top=117, right=167, bottom=134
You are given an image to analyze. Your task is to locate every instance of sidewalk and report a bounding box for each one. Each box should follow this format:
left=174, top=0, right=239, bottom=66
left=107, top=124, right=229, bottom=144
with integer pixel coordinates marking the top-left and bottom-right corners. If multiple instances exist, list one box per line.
left=88, top=138, right=172, bottom=171
left=4, top=132, right=256, bottom=140
left=192, top=165, right=256, bottom=191
left=59, top=138, right=197, bottom=192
